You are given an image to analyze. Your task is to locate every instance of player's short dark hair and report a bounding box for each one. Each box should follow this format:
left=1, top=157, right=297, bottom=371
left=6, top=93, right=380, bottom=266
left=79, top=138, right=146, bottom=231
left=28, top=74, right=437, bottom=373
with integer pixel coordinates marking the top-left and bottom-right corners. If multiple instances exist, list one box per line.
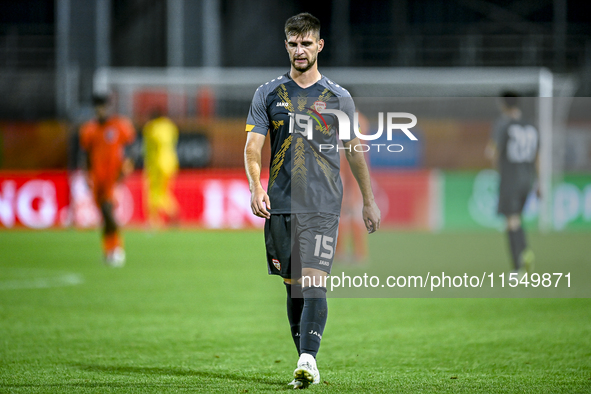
left=284, top=13, right=320, bottom=40
left=501, top=91, right=520, bottom=108
left=92, top=94, right=109, bottom=106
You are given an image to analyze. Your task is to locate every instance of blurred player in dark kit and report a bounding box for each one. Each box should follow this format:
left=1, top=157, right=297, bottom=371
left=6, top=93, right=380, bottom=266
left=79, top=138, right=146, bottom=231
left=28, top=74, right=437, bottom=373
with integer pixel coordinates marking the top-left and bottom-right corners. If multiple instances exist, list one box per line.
left=80, top=95, right=136, bottom=266
left=244, top=13, right=380, bottom=389
left=486, top=92, right=539, bottom=274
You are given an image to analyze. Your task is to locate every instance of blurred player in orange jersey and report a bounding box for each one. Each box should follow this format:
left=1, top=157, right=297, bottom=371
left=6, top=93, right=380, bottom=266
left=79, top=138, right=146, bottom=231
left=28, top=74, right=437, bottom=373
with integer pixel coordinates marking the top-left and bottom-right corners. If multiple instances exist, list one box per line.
left=79, top=95, right=136, bottom=266
left=142, top=110, right=180, bottom=228
left=336, top=111, right=371, bottom=264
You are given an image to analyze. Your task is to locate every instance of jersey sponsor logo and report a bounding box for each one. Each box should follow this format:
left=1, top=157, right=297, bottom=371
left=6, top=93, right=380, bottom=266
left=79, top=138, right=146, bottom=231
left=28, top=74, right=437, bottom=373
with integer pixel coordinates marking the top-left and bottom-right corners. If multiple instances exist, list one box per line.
left=313, top=101, right=326, bottom=112
left=104, top=128, right=117, bottom=143
left=272, top=258, right=281, bottom=270
left=276, top=102, right=289, bottom=107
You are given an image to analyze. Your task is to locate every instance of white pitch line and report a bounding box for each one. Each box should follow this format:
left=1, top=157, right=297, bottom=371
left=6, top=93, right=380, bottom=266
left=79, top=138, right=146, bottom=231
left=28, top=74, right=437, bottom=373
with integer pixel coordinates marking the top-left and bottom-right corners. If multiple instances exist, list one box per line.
left=0, top=269, right=84, bottom=290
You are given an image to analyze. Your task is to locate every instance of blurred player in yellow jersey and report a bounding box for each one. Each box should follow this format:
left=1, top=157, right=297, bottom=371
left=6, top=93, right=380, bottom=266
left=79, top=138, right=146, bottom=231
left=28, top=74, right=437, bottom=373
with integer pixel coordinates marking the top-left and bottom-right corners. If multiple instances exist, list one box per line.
left=142, top=110, right=180, bottom=228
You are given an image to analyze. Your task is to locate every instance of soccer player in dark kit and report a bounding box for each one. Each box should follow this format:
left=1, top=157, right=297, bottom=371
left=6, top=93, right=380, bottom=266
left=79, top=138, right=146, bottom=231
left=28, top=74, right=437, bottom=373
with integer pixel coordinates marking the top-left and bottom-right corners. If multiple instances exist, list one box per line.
left=486, top=92, right=539, bottom=274
left=244, top=13, right=381, bottom=389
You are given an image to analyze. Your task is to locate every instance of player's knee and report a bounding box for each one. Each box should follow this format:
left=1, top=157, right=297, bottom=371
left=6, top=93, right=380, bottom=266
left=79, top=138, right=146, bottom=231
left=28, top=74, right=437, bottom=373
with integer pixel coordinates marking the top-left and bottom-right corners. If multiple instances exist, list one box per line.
left=101, top=202, right=117, bottom=232
left=302, top=286, right=327, bottom=299
left=506, top=215, right=521, bottom=230
left=104, top=219, right=117, bottom=233
left=300, top=274, right=328, bottom=288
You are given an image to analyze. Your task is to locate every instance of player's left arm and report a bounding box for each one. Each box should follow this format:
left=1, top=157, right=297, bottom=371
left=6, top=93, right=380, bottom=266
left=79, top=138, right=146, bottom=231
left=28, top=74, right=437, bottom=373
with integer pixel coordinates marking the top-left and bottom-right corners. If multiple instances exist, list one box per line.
left=343, top=138, right=381, bottom=233
left=533, top=156, right=542, bottom=197
left=120, top=117, right=137, bottom=178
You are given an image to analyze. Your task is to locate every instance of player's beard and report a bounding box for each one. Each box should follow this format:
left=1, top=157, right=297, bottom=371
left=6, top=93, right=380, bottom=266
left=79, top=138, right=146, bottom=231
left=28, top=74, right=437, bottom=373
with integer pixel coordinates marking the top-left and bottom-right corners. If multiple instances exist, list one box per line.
left=292, top=52, right=317, bottom=73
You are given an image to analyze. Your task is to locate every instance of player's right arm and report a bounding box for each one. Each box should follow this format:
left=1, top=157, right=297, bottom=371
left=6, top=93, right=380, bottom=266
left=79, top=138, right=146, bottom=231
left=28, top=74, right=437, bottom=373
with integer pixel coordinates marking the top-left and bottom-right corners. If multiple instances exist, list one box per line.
left=78, top=122, right=95, bottom=188
left=484, top=140, right=498, bottom=167
left=244, top=132, right=271, bottom=219
left=244, top=85, right=271, bottom=219
left=486, top=118, right=506, bottom=168
left=79, top=122, right=93, bottom=172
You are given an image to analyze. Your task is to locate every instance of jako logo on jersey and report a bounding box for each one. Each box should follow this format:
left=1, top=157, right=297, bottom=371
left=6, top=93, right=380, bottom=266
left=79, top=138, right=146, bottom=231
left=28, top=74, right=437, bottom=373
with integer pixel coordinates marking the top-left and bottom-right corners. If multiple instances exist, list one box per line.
left=289, top=110, right=418, bottom=142
left=272, top=259, right=281, bottom=270
left=276, top=102, right=289, bottom=107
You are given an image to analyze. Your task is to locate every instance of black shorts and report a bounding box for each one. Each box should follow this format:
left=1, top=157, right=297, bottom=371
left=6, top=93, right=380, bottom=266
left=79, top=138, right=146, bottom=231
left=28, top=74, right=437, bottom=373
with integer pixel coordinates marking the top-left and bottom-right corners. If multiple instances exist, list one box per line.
left=498, top=184, right=531, bottom=216
left=264, top=213, right=340, bottom=279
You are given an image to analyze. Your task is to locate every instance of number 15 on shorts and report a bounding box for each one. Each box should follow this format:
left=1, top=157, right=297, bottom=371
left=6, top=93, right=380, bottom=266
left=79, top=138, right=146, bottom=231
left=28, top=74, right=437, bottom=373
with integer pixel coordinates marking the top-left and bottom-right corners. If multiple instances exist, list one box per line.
left=314, top=235, right=334, bottom=259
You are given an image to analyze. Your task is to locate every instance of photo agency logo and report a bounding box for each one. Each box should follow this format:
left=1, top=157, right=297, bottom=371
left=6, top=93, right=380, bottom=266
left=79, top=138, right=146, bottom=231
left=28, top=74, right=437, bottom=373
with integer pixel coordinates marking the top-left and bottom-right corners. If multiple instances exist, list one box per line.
left=288, top=108, right=418, bottom=152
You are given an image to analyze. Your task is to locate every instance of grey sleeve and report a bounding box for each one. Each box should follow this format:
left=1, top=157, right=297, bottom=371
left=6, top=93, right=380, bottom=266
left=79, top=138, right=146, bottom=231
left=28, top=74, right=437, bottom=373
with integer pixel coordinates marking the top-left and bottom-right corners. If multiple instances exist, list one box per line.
left=246, top=87, right=269, bottom=135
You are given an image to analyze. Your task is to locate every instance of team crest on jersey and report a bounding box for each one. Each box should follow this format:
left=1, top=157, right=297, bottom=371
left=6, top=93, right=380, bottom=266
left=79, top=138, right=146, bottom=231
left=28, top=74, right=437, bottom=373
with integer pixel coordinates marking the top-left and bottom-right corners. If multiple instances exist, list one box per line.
left=313, top=101, right=326, bottom=112
left=272, top=259, right=281, bottom=270
left=104, top=127, right=117, bottom=143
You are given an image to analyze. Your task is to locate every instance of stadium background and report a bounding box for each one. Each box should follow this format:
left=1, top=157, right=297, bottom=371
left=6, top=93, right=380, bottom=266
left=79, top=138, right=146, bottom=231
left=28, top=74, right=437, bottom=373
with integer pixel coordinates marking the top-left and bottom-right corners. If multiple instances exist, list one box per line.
left=1, top=1, right=591, bottom=393
left=1, top=0, right=591, bottom=231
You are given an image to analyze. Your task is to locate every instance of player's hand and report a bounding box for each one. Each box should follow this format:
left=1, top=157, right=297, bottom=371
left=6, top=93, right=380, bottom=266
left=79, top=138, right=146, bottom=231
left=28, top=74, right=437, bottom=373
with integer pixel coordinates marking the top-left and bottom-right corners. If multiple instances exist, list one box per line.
left=83, top=171, right=93, bottom=188
left=121, top=158, right=134, bottom=178
left=362, top=201, right=381, bottom=234
left=251, top=187, right=271, bottom=219
left=535, top=182, right=542, bottom=199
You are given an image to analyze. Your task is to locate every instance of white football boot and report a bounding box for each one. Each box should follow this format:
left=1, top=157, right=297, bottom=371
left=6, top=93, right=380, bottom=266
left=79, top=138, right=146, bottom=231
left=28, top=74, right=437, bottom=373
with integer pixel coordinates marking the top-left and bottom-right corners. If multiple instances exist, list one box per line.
left=105, top=247, right=125, bottom=267
left=287, top=379, right=304, bottom=389
left=293, top=353, right=320, bottom=389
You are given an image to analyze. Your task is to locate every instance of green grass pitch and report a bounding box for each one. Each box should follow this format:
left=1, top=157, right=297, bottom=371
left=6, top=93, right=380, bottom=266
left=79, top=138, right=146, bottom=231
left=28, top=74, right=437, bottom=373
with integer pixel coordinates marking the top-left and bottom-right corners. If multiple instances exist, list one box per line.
left=1, top=229, right=590, bottom=393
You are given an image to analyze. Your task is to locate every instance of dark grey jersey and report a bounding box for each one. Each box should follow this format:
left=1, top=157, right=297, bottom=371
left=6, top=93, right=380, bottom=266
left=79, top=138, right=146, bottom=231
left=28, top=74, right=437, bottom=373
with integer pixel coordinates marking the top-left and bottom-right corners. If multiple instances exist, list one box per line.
left=246, top=72, right=355, bottom=214
left=491, top=116, right=539, bottom=194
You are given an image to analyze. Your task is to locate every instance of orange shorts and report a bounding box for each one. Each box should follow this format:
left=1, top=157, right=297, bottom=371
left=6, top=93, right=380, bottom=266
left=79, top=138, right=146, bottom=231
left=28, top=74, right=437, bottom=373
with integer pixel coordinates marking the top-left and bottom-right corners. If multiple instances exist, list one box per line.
left=91, top=178, right=116, bottom=206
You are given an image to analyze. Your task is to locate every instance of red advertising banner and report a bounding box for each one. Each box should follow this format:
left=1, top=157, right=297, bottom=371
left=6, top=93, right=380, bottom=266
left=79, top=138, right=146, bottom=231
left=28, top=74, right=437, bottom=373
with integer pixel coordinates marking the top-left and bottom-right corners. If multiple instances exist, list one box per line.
left=69, top=169, right=268, bottom=229
left=370, top=170, right=434, bottom=230
left=0, top=170, right=434, bottom=230
left=0, top=171, right=70, bottom=228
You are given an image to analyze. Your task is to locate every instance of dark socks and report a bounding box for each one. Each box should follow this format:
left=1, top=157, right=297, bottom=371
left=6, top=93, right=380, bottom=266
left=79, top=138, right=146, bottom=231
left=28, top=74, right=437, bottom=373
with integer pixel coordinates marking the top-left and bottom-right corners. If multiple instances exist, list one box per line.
left=285, top=283, right=304, bottom=355
left=508, top=226, right=527, bottom=270
left=299, top=286, right=328, bottom=358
